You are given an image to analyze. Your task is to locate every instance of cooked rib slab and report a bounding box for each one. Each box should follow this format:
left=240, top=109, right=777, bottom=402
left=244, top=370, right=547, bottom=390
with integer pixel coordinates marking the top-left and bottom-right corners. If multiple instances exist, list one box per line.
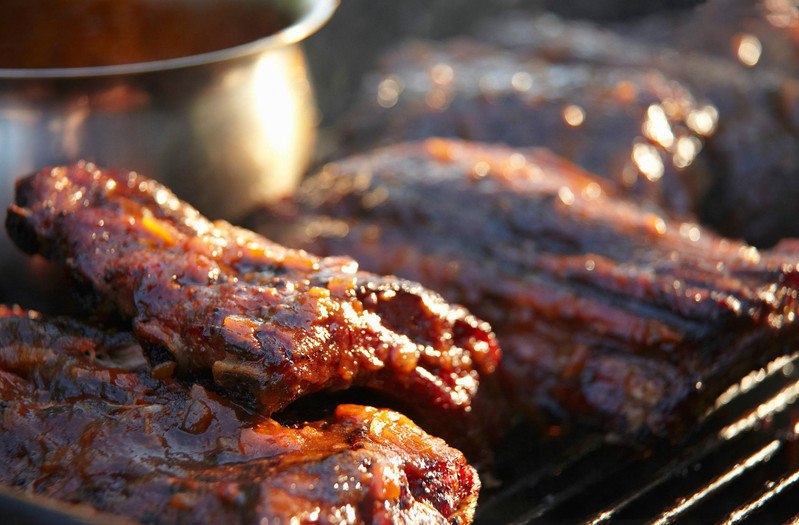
left=339, top=7, right=799, bottom=247
left=0, top=308, right=480, bottom=524
left=476, top=8, right=799, bottom=247
left=5, top=162, right=499, bottom=435
left=248, top=138, right=799, bottom=437
left=336, top=38, right=711, bottom=216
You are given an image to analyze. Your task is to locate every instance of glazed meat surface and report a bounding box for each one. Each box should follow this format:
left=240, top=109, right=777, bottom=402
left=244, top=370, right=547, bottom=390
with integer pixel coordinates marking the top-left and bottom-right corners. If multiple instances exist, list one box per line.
left=249, top=139, right=799, bottom=437
left=0, top=308, right=480, bottom=524
left=475, top=4, right=799, bottom=247
left=337, top=1, right=799, bottom=247
left=621, top=0, right=799, bottom=248
left=5, top=163, right=499, bottom=444
left=620, top=0, right=799, bottom=74
left=336, top=38, right=713, bottom=216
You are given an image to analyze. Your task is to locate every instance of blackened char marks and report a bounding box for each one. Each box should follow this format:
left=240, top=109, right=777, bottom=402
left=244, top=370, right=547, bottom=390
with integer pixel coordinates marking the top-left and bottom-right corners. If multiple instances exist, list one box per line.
left=5, top=163, right=500, bottom=441
left=0, top=309, right=480, bottom=524
left=248, top=138, right=799, bottom=438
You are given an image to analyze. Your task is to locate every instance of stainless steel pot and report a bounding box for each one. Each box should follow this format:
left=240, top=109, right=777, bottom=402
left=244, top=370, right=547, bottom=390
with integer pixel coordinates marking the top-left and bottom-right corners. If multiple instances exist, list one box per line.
left=0, top=0, right=337, bottom=309
left=0, top=0, right=337, bottom=221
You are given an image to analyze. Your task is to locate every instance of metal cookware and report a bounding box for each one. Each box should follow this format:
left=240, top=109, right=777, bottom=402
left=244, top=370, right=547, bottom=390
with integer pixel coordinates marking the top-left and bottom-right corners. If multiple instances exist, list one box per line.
left=0, top=0, right=337, bottom=221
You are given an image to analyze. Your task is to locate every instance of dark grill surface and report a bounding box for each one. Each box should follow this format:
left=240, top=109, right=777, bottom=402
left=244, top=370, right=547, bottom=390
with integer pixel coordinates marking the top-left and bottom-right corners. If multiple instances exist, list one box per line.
left=477, top=352, right=799, bottom=524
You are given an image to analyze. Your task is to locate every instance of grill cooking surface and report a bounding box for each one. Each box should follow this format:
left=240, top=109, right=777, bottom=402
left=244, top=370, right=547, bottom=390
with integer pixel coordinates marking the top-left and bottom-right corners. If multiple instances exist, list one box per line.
left=477, top=352, right=799, bottom=524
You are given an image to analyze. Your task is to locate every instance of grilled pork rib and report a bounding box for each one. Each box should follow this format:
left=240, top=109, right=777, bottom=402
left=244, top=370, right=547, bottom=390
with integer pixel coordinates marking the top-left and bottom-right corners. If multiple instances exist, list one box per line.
left=473, top=6, right=799, bottom=247
left=248, top=138, right=799, bottom=437
left=339, top=4, right=799, bottom=247
left=0, top=308, right=480, bottom=525
left=4, top=163, right=500, bottom=444
left=337, top=38, right=712, bottom=216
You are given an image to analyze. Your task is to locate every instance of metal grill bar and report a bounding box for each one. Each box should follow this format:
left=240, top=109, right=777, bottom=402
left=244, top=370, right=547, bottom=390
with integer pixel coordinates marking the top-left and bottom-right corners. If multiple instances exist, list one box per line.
left=478, top=352, right=799, bottom=524
left=706, top=354, right=799, bottom=418
left=508, top=454, right=635, bottom=525
left=718, top=378, right=799, bottom=441
left=722, top=468, right=799, bottom=525
left=583, top=435, right=769, bottom=525
left=649, top=440, right=781, bottom=525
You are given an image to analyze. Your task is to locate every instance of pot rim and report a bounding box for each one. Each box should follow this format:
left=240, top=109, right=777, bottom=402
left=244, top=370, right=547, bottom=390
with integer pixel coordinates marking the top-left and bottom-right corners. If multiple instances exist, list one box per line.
left=0, top=0, right=338, bottom=79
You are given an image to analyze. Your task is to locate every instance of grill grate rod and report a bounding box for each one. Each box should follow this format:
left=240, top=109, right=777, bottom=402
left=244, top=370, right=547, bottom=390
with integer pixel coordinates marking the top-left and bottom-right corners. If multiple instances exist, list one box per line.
left=718, top=377, right=799, bottom=441
left=507, top=452, right=637, bottom=525
left=647, top=440, right=781, bottom=525
left=705, top=353, right=799, bottom=419
left=479, top=354, right=799, bottom=524
left=583, top=434, right=740, bottom=525
left=721, top=467, right=799, bottom=525
left=584, top=377, right=799, bottom=524
left=583, top=438, right=736, bottom=525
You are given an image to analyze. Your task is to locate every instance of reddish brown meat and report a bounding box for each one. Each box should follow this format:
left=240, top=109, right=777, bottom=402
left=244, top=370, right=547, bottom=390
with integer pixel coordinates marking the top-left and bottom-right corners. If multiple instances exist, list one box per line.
left=5, top=162, right=499, bottom=449
left=476, top=6, right=799, bottom=247
left=620, top=0, right=799, bottom=73
left=0, top=308, right=480, bottom=524
left=248, top=138, right=799, bottom=438
left=335, top=38, right=713, bottom=216
left=620, top=0, right=799, bottom=248
left=336, top=3, right=799, bottom=247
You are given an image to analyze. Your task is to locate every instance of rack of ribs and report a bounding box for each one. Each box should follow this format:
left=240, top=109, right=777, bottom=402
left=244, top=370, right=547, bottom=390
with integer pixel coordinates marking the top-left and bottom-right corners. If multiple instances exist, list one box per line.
left=4, top=162, right=500, bottom=451
left=337, top=4, right=799, bottom=248
left=474, top=6, right=799, bottom=247
left=335, top=38, right=712, bottom=216
left=0, top=307, right=480, bottom=524
left=247, top=138, right=799, bottom=438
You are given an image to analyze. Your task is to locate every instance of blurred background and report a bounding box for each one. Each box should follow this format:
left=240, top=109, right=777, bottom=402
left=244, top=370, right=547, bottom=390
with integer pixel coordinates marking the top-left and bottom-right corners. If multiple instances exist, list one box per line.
left=303, top=0, right=799, bottom=252
left=304, top=0, right=707, bottom=125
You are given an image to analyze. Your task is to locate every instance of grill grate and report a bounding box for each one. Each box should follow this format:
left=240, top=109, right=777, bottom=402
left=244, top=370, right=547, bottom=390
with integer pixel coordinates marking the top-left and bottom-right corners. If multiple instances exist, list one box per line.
left=477, top=352, right=799, bottom=524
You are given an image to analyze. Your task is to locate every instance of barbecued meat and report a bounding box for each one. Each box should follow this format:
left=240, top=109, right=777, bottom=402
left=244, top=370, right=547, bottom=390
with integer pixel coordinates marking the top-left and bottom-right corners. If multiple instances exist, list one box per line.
left=475, top=6, right=799, bottom=247
left=336, top=2, right=799, bottom=247
left=621, top=0, right=799, bottom=74
left=336, top=38, right=713, bottom=216
left=0, top=308, right=480, bottom=524
left=4, top=162, right=500, bottom=451
left=248, top=138, right=799, bottom=438
left=619, top=0, right=799, bottom=248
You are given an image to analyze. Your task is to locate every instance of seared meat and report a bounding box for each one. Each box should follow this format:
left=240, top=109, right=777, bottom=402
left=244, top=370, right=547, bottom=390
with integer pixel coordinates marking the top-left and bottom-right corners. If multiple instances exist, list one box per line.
left=337, top=2, right=799, bottom=247
left=248, top=139, right=799, bottom=438
left=0, top=308, right=480, bottom=524
left=621, top=0, right=799, bottom=74
left=336, top=38, right=713, bottom=216
left=4, top=163, right=500, bottom=448
left=476, top=6, right=799, bottom=247
left=621, top=0, right=799, bottom=249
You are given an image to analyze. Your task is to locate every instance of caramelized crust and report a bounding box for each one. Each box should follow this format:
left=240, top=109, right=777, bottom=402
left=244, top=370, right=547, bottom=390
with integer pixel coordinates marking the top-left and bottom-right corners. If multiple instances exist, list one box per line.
left=338, top=5, right=799, bottom=247
left=336, top=39, right=711, bottom=216
left=476, top=7, right=799, bottom=247
left=5, top=162, right=499, bottom=440
left=0, top=309, right=480, bottom=524
left=249, top=138, right=799, bottom=437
